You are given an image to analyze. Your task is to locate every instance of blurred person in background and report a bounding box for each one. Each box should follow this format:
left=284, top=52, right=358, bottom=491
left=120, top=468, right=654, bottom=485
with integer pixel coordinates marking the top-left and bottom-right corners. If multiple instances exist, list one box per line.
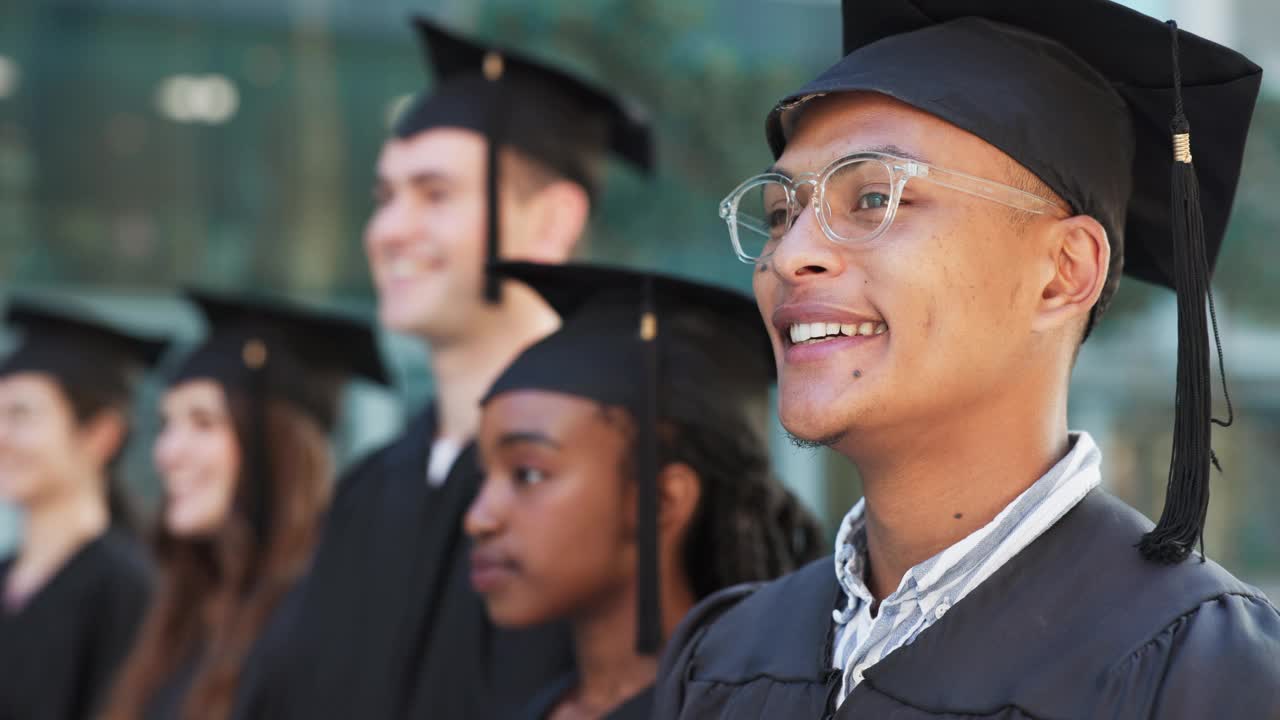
left=655, top=1, right=1280, bottom=718
left=102, top=291, right=387, bottom=720
left=272, top=17, right=653, bottom=720
left=466, top=263, right=824, bottom=720
left=0, top=301, right=161, bottom=720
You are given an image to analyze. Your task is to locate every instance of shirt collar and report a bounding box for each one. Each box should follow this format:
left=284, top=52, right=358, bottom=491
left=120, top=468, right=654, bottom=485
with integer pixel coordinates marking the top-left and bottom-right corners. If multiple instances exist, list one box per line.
left=833, top=431, right=1103, bottom=621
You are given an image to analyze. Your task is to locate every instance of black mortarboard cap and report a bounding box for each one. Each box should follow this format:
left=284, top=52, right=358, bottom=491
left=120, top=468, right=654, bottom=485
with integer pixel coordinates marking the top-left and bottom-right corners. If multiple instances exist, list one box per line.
left=483, top=261, right=773, bottom=653
left=767, top=0, right=1261, bottom=301
left=765, top=0, right=1262, bottom=564
left=170, top=289, right=388, bottom=431
left=397, top=17, right=655, bottom=303
left=2, top=300, right=166, bottom=402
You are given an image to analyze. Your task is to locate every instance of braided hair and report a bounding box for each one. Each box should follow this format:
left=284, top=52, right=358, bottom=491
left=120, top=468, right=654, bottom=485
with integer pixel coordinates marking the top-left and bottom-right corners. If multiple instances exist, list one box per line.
left=630, top=310, right=825, bottom=599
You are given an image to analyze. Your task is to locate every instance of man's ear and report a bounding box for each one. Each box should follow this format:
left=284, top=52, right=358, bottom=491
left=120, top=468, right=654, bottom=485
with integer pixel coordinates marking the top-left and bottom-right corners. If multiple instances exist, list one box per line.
left=1031, top=214, right=1110, bottom=335
left=507, top=180, right=590, bottom=264
left=79, top=409, right=128, bottom=469
left=656, top=461, right=702, bottom=543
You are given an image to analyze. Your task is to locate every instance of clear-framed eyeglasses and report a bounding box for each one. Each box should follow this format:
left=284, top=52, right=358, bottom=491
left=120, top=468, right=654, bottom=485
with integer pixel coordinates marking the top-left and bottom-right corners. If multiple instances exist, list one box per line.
left=718, top=151, right=1069, bottom=263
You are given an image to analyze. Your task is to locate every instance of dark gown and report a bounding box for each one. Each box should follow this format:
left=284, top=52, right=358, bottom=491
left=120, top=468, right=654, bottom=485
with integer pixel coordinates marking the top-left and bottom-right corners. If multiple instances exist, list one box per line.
left=261, top=405, right=573, bottom=719
left=518, top=674, right=653, bottom=720
left=653, top=489, right=1280, bottom=719
left=143, top=582, right=305, bottom=719
left=142, top=651, right=200, bottom=720
left=0, top=529, right=151, bottom=720
left=227, top=581, right=305, bottom=718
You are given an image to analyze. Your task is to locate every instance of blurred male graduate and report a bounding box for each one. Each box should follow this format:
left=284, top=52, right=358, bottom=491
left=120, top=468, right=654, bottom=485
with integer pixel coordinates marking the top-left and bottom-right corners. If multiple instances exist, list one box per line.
left=265, top=16, right=653, bottom=720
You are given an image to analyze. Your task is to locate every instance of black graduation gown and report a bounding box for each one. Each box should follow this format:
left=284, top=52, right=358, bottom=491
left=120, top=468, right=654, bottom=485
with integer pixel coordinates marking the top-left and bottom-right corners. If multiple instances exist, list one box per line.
left=227, top=581, right=305, bottom=718
left=264, top=405, right=573, bottom=720
left=0, top=530, right=151, bottom=720
left=518, top=673, right=653, bottom=720
left=143, top=650, right=200, bottom=720
left=142, top=582, right=305, bottom=719
left=653, top=489, right=1280, bottom=719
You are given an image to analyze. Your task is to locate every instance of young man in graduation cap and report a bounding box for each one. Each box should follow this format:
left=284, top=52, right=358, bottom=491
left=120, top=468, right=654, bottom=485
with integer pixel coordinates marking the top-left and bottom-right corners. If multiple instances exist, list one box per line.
left=653, top=1, right=1280, bottom=718
left=0, top=301, right=160, bottom=720
left=271, top=16, right=653, bottom=720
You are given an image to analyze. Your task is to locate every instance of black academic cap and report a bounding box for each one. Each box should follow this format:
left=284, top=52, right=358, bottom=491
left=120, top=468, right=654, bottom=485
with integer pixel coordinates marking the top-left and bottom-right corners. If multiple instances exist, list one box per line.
left=483, top=261, right=773, bottom=654
left=485, top=262, right=772, bottom=408
left=766, top=0, right=1262, bottom=564
left=400, top=17, right=654, bottom=180
left=169, top=289, right=389, bottom=432
left=767, top=0, right=1261, bottom=298
left=396, top=17, right=655, bottom=302
left=1, top=300, right=167, bottom=401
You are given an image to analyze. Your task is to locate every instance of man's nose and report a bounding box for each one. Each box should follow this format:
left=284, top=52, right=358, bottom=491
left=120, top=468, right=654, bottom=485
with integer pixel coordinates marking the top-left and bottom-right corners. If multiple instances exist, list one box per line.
left=768, top=198, right=845, bottom=282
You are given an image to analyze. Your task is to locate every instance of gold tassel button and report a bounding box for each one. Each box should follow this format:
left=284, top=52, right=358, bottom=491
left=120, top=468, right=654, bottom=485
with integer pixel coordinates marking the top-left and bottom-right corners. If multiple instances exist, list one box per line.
left=639, top=311, right=658, bottom=341
left=1173, top=133, right=1192, bottom=164
left=483, top=51, right=504, bottom=82
left=243, top=339, right=269, bottom=369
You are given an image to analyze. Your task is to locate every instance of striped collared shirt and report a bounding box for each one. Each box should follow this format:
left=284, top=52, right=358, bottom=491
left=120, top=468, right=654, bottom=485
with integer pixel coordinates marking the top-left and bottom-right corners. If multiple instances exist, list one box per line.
left=830, top=432, right=1103, bottom=706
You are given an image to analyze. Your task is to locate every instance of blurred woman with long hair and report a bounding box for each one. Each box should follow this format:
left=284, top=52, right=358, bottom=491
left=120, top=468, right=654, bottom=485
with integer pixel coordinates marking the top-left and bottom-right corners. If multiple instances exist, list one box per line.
left=103, top=290, right=387, bottom=720
left=0, top=301, right=162, bottom=720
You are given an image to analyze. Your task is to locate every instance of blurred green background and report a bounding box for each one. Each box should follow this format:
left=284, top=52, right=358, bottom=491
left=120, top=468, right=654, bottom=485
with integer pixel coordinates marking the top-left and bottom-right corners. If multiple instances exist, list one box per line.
left=0, top=0, right=1276, bottom=594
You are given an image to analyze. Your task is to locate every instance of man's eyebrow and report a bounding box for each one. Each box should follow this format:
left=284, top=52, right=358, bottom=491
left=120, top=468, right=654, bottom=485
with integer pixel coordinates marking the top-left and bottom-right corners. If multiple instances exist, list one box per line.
left=497, top=431, right=562, bottom=450
left=375, top=169, right=454, bottom=186
left=861, top=143, right=928, bottom=163
left=406, top=170, right=453, bottom=186
left=765, top=144, right=930, bottom=178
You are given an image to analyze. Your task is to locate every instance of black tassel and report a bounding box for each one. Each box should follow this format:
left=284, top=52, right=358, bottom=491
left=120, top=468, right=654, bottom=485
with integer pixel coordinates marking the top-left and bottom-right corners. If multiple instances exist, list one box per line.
left=243, top=339, right=273, bottom=544
left=1138, top=21, right=1233, bottom=564
left=636, top=276, right=662, bottom=654
left=483, top=52, right=506, bottom=304
left=483, top=132, right=502, bottom=303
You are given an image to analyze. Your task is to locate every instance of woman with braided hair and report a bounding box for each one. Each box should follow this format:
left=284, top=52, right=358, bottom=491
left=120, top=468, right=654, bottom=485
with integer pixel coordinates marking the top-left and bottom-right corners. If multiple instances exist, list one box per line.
left=465, top=262, right=823, bottom=720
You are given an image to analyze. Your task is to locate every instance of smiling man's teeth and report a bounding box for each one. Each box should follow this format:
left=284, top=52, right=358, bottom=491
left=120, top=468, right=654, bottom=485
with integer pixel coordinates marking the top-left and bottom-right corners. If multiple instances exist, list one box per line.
left=788, top=320, right=888, bottom=344
left=390, top=259, right=419, bottom=279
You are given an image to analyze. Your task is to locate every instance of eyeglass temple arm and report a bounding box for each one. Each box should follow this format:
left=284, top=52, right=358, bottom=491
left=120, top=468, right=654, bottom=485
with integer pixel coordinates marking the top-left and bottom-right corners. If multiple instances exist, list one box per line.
left=906, top=162, right=1064, bottom=215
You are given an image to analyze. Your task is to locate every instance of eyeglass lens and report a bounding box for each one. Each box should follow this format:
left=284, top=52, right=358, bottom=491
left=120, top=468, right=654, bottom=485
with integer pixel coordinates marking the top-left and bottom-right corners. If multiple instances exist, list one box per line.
left=730, top=158, right=895, bottom=259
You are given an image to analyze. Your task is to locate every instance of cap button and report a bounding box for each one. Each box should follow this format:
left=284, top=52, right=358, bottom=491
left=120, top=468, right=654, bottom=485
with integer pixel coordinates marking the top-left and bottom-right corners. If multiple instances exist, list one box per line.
left=242, top=339, right=269, bottom=369
left=639, top=311, right=658, bottom=341
left=482, top=51, right=504, bottom=82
